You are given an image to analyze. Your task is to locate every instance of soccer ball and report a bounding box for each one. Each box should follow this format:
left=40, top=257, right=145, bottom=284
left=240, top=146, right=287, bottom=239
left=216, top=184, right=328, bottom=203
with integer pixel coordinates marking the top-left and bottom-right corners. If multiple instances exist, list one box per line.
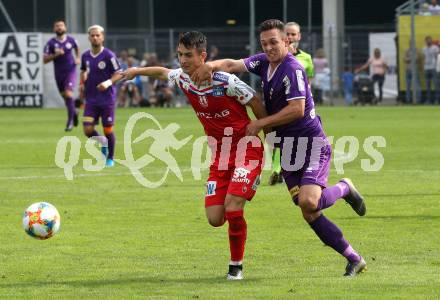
left=22, top=202, right=61, bottom=240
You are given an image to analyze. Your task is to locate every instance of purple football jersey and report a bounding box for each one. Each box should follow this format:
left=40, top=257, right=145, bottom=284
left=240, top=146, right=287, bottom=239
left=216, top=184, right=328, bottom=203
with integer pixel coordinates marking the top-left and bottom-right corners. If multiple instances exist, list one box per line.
left=244, top=52, right=325, bottom=139
left=80, top=48, right=121, bottom=105
left=44, top=35, right=78, bottom=78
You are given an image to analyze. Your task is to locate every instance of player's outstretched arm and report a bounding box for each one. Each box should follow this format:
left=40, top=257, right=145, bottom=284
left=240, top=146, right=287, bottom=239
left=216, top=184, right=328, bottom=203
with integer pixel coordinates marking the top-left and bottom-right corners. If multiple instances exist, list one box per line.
left=261, top=99, right=305, bottom=128
left=247, top=96, right=268, bottom=121
left=97, top=71, right=126, bottom=92
left=246, top=99, right=305, bottom=136
left=123, top=67, right=171, bottom=81
left=191, top=59, right=247, bottom=85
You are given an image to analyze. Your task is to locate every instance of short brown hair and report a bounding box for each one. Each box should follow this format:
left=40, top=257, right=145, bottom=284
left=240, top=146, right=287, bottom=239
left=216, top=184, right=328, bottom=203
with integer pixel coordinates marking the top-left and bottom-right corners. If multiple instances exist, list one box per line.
left=259, top=19, right=285, bottom=33
left=178, top=31, right=207, bottom=53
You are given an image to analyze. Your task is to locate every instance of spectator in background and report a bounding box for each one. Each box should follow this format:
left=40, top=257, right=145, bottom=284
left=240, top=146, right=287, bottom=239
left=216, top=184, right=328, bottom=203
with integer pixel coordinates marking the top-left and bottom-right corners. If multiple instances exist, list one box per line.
left=139, top=52, right=152, bottom=103
left=118, top=50, right=129, bottom=69
left=313, top=48, right=328, bottom=104
left=341, top=66, right=354, bottom=105
left=127, top=48, right=140, bottom=65
left=117, top=56, right=142, bottom=107
left=419, top=3, right=431, bottom=15
left=404, top=44, right=423, bottom=104
left=207, top=45, right=220, bottom=61
left=423, top=36, right=439, bottom=104
left=356, top=48, right=388, bottom=102
left=285, top=22, right=314, bottom=81
left=151, top=78, right=174, bottom=107
left=428, top=0, right=440, bottom=15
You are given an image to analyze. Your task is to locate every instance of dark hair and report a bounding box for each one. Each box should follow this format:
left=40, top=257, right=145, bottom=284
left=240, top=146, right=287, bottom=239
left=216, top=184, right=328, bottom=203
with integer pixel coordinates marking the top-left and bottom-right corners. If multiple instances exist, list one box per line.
left=259, top=19, right=285, bottom=33
left=53, top=19, right=65, bottom=25
left=178, top=31, right=207, bottom=52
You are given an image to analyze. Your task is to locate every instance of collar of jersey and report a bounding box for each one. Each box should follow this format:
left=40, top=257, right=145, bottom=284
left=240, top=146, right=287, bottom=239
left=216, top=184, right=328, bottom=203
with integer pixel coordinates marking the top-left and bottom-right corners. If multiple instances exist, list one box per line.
left=54, top=36, right=67, bottom=43
left=89, top=47, right=105, bottom=58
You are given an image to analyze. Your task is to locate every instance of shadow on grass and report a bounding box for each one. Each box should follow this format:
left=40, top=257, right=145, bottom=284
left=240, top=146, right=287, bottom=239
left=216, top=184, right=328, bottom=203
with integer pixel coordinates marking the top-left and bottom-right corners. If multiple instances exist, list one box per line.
left=0, top=275, right=263, bottom=288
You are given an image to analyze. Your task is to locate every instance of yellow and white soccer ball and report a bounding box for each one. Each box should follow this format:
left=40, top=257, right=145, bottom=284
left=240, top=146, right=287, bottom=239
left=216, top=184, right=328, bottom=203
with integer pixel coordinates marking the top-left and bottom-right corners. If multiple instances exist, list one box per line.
left=23, top=202, right=61, bottom=240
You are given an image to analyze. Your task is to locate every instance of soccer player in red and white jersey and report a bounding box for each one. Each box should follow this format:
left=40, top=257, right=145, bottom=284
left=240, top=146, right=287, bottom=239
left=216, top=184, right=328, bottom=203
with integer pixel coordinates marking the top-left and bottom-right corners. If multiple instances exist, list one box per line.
left=122, top=31, right=268, bottom=280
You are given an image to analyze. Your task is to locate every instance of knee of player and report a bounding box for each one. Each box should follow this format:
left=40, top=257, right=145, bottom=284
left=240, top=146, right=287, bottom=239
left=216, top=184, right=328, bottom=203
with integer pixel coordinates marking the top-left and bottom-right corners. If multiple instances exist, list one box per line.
left=83, top=126, right=94, bottom=137
left=297, top=194, right=319, bottom=212
left=224, top=195, right=245, bottom=211
left=63, top=90, right=73, bottom=98
left=207, top=217, right=225, bottom=227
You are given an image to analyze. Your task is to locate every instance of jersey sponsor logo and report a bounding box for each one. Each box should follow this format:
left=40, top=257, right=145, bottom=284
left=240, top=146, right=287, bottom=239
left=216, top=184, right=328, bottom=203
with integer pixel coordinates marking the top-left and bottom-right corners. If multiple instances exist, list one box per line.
left=198, top=95, right=208, bottom=107
left=212, top=86, right=225, bottom=97
left=283, top=75, right=291, bottom=95
left=196, top=109, right=230, bottom=119
left=213, top=72, right=229, bottom=82
left=98, top=61, right=106, bottom=70
left=249, top=60, right=260, bottom=69
left=66, top=42, right=72, bottom=49
left=310, top=108, right=316, bottom=119
left=296, top=70, right=305, bottom=92
left=232, top=167, right=251, bottom=184
left=206, top=181, right=217, bottom=196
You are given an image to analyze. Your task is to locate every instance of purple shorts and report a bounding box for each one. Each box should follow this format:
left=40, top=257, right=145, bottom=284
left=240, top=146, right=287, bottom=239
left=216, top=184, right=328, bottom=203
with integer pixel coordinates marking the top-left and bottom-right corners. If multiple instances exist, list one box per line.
left=55, top=70, right=77, bottom=93
left=281, top=138, right=331, bottom=202
left=83, top=103, right=115, bottom=127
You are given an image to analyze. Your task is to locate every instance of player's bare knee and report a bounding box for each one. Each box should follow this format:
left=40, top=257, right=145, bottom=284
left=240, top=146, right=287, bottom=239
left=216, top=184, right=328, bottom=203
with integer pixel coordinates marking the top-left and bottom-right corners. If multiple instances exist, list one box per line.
left=207, top=216, right=225, bottom=227
left=64, top=90, right=73, bottom=98
left=83, top=126, right=94, bottom=137
left=297, top=194, right=318, bottom=213
left=224, top=195, right=245, bottom=212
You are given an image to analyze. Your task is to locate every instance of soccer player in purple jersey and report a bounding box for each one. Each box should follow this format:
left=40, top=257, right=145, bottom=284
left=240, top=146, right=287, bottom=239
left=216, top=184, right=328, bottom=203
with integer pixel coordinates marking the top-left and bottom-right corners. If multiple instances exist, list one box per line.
left=192, top=19, right=367, bottom=277
left=44, top=19, right=80, bottom=131
left=80, top=25, right=123, bottom=167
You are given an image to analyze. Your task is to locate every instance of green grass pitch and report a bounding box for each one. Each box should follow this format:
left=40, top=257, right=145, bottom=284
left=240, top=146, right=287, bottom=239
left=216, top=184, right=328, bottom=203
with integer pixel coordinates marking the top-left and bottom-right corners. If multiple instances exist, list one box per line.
left=0, top=106, right=439, bottom=299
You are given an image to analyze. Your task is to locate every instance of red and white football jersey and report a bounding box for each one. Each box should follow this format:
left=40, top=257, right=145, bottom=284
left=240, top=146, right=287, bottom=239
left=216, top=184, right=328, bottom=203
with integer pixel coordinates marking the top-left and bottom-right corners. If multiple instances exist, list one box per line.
left=168, top=69, right=255, bottom=141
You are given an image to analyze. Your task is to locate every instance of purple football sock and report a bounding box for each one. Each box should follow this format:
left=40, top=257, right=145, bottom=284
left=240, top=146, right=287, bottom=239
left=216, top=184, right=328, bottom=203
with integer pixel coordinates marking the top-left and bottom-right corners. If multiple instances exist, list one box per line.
left=309, top=214, right=360, bottom=263
left=316, top=182, right=350, bottom=211
left=64, top=96, right=75, bottom=127
left=105, top=132, right=115, bottom=159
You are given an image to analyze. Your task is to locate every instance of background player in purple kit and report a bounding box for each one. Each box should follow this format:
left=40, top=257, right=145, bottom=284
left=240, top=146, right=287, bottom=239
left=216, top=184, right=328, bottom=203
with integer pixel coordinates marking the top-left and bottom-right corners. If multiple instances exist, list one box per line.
left=44, top=19, right=80, bottom=131
left=80, top=25, right=123, bottom=167
left=192, top=19, right=368, bottom=277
